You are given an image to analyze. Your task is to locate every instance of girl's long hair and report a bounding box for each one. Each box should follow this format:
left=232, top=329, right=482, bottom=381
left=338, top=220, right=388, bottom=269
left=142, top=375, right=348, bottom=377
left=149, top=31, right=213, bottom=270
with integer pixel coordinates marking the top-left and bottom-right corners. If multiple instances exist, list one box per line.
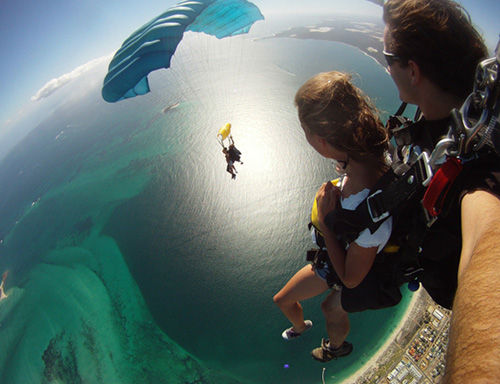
left=295, top=71, right=389, bottom=173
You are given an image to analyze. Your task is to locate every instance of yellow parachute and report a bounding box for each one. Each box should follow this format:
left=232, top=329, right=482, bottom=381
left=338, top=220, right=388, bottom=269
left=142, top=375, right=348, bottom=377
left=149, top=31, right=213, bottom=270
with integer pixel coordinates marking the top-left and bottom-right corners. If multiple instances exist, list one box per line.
left=217, top=123, right=232, bottom=146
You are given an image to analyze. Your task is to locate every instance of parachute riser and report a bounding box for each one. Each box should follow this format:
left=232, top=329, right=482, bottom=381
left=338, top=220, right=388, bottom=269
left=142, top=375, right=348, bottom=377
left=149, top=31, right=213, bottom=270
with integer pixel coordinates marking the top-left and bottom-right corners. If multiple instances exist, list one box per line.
left=217, top=135, right=226, bottom=147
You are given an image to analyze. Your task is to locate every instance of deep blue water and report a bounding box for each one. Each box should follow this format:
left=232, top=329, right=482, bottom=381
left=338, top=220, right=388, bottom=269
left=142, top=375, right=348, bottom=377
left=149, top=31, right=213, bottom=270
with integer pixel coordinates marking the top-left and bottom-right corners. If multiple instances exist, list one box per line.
left=0, top=23, right=413, bottom=384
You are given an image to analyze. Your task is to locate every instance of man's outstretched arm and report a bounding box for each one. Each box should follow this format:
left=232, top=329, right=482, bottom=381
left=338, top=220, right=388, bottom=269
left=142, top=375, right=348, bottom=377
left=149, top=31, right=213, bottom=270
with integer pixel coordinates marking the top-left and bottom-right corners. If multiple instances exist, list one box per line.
left=445, top=190, right=500, bottom=383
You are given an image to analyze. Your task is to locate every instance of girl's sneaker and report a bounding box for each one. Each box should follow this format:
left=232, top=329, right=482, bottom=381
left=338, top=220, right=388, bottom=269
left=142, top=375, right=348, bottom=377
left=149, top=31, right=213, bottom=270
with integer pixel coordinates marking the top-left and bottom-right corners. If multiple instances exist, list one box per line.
left=281, top=320, right=313, bottom=340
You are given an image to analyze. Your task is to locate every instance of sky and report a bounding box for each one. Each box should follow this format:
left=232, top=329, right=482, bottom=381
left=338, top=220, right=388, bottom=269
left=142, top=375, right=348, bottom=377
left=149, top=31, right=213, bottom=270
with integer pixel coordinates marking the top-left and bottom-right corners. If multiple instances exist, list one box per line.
left=0, top=0, right=498, bottom=137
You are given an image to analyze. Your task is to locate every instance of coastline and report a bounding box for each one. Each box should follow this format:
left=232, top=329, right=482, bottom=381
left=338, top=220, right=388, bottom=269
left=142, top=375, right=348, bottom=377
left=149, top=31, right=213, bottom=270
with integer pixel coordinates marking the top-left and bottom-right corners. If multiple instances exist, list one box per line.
left=340, top=289, right=424, bottom=384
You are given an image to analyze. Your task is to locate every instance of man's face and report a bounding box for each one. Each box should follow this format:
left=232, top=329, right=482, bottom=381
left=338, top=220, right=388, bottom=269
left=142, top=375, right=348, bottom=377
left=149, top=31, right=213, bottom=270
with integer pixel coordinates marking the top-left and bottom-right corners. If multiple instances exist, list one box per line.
left=383, top=25, right=414, bottom=104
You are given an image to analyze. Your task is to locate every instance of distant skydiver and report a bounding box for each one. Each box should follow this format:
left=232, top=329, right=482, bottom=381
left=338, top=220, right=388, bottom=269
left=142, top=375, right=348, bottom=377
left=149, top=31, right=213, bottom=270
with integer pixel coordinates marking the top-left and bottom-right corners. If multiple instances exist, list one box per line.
left=223, top=147, right=237, bottom=179
left=222, top=136, right=243, bottom=180
left=219, top=125, right=243, bottom=179
left=228, top=135, right=243, bottom=165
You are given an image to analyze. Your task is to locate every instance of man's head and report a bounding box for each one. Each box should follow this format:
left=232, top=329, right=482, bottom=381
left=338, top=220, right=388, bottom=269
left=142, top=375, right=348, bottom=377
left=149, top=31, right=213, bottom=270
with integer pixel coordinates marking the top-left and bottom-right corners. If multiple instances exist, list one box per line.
left=383, top=0, right=487, bottom=101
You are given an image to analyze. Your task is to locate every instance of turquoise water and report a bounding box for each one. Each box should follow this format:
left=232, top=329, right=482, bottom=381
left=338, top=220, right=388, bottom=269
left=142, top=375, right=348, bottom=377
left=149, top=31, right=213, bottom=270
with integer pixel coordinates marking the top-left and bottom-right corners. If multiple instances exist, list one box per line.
left=0, top=25, right=413, bottom=383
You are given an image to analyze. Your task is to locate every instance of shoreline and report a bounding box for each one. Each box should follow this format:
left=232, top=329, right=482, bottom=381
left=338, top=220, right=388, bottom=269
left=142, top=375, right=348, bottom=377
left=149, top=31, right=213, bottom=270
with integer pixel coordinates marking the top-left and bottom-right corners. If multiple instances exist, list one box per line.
left=0, top=271, right=8, bottom=301
left=340, top=289, right=423, bottom=384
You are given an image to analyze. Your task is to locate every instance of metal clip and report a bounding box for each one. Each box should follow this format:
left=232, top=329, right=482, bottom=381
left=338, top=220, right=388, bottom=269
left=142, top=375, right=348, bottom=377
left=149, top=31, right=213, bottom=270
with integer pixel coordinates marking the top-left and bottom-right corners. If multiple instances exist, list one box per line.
left=416, top=152, right=433, bottom=187
left=422, top=204, right=438, bottom=227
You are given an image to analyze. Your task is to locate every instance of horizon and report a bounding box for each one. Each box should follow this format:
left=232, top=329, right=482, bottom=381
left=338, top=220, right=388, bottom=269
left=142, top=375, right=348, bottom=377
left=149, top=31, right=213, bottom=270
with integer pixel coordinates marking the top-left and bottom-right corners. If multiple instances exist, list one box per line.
left=0, top=0, right=498, bottom=155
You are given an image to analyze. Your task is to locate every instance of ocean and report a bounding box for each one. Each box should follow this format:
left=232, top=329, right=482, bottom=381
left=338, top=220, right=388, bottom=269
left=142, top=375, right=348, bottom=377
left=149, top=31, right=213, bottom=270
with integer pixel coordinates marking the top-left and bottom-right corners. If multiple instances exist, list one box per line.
left=0, top=22, right=413, bottom=384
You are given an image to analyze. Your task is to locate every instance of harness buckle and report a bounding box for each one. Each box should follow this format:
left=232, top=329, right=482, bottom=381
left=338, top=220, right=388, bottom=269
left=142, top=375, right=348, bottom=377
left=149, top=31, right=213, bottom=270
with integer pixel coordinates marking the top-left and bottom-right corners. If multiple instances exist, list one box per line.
left=367, top=190, right=390, bottom=223
left=306, top=248, right=327, bottom=268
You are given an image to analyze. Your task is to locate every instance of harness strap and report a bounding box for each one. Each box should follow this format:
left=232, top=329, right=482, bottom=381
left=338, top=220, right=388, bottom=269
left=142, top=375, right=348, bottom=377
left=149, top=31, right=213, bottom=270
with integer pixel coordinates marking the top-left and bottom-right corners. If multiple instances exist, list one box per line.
left=422, top=157, right=463, bottom=217
left=368, top=152, right=433, bottom=223
left=325, top=152, right=433, bottom=236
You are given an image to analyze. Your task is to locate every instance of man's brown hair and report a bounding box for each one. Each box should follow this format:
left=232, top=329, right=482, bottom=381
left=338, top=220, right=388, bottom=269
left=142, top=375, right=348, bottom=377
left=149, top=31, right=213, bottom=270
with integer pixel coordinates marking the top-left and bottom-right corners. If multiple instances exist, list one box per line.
left=383, top=0, right=487, bottom=100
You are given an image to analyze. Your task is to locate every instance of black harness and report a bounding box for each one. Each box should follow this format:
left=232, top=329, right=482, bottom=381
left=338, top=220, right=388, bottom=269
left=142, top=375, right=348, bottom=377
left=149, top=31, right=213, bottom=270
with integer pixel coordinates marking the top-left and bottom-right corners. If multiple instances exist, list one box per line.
left=324, top=104, right=434, bottom=242
left=329, top=39, right=500, bottom=244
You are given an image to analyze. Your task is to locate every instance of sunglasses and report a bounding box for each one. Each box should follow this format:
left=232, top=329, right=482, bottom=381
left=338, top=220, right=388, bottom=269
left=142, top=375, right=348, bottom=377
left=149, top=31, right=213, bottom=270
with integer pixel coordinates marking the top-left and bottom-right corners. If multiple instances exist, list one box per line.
left=333, top=155, right=349, bottom=171
left=383, top=50, right=401, bottom=66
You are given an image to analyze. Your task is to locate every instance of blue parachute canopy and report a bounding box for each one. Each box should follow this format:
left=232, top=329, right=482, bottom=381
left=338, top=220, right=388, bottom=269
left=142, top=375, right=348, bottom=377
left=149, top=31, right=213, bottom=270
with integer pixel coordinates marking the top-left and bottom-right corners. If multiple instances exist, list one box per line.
left=102, top=0, right=264, bottom=103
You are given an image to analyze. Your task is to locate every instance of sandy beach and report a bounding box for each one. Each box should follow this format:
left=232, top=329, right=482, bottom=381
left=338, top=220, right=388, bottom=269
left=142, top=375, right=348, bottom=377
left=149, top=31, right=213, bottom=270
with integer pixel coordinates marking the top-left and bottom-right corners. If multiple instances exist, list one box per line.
left=0, top=271, right=8, bottom=301
left=340, top=289, right=424, bottom=384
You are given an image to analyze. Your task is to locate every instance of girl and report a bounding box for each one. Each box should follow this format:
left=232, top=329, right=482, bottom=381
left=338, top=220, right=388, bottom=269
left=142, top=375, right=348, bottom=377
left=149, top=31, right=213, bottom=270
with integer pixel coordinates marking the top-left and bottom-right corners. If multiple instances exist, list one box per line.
left=274, top=71, right=395, bottom=362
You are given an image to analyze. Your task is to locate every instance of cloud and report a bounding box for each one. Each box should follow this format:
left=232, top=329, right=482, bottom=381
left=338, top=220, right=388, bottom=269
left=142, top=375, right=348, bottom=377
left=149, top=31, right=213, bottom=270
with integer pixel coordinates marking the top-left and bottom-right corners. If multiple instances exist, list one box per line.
left=2, top=109, right=26, bottom=127
left=31, top=55, right=112, bottom=101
